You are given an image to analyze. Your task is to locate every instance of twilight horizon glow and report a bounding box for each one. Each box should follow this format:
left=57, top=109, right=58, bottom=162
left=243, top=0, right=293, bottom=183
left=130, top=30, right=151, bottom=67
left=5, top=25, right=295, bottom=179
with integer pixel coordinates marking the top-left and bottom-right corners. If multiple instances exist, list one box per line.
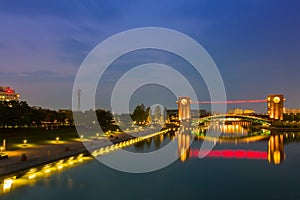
left=0, top=1, right=300, bottom=113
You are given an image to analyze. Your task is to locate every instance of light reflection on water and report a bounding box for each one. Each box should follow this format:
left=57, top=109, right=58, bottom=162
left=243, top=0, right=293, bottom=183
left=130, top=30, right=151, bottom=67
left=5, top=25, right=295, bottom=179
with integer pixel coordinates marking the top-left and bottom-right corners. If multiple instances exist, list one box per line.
left=1, top=124, right=300, bottom=200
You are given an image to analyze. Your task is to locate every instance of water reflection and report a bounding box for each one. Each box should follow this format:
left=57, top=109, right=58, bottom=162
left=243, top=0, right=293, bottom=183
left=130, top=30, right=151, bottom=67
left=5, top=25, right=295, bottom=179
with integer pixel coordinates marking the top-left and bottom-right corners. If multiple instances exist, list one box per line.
left=175, top=123, right=290, bottom=165
left=268, top=134, right=285, bottom=164
left=0, top=154, right=91, bottom=194
left=198, top=122, right=266, bottom=137
left=128, top=124, right=295, bottom=165
left=1, top=124, right=299, bottom=196
left=177, top=132, right=191, bottom=162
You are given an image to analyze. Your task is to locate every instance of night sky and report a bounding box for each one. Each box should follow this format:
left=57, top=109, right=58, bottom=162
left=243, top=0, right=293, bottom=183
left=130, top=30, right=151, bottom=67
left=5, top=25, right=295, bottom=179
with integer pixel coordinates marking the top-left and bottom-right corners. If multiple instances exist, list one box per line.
left=0, top=0, right=299, bottom=113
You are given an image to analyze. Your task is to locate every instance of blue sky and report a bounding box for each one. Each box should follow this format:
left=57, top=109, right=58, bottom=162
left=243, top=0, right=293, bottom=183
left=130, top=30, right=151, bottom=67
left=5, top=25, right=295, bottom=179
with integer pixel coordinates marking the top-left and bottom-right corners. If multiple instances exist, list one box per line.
left=0, top=0, right=300, bottom=113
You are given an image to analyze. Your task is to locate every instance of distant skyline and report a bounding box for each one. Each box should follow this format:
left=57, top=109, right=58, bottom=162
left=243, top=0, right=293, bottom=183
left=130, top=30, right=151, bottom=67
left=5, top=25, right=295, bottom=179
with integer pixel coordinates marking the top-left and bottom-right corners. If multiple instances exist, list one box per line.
left=1, top=1, right=300, bottom=113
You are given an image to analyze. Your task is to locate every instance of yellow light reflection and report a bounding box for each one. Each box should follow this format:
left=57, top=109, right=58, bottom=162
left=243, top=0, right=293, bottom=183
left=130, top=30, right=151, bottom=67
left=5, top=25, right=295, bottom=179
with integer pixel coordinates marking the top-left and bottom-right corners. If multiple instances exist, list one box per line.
left=3, top=179, right=14, bottom=191
left=57, top=165, right=64, bottom=170
left=28, top=174, right=36, bottom=179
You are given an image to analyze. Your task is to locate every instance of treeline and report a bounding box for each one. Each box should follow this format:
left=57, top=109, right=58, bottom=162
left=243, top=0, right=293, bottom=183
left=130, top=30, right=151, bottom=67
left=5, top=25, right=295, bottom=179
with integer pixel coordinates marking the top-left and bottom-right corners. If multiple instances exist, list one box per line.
left=0, top=101, right=73, bottom=128
left=0, top=101, right=116, bottom=130
left=284, top=113, right=300, bottom=121
left=114, top=104, right=151, bottom=125
left=73, top=109, right=117, bottom=132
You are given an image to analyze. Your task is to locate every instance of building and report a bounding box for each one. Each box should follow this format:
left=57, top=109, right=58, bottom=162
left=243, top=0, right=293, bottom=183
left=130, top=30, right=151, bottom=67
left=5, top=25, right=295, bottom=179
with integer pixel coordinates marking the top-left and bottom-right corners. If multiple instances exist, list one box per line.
left=228, top=108, right=255, bottom=115
left=0, top=86, right=19, bottom=102
left=176, top=97, right=191, bottom=121
left=228, top=108, right=243, bottom=115
left=284, top=108, right=300, bottom=114
left=283, top=108, right=300, bottom=121
left=267, top=94, right=285, bottom=121
left=243, top=109, right=255, bottom=115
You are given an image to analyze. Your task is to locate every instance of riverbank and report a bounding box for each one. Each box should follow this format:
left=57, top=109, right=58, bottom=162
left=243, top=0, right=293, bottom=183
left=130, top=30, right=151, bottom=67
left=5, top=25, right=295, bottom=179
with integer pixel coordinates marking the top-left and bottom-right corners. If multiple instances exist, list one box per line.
left=266, top=127, right=300, bottom=131
left=0, top=141, right=88, bottom=179
left=0, top=127, right=169, bottom=179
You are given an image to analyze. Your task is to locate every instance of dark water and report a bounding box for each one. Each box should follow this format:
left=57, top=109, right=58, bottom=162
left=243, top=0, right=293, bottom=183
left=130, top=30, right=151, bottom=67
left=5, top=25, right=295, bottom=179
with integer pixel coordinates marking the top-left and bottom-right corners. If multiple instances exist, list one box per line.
left=1, top=125, right=300, bottom=200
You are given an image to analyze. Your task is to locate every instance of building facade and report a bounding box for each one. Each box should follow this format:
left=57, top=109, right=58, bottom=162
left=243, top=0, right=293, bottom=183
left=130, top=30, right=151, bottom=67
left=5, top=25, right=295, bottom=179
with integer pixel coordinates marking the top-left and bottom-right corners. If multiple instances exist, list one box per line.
left=177, top=97, right=191, bottom=121
left=0, top=86, right=19, bottom=102
left=227, top=108, right=255, bottom=115
left=267, top=94, right=285, bottom=120
left=284, top=108, right=300, bottom=114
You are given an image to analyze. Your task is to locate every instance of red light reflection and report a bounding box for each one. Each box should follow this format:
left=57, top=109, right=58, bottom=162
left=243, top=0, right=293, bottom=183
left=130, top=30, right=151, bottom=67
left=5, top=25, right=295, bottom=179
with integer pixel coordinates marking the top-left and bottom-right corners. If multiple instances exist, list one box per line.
left=190, top=149, right=267, bottom=160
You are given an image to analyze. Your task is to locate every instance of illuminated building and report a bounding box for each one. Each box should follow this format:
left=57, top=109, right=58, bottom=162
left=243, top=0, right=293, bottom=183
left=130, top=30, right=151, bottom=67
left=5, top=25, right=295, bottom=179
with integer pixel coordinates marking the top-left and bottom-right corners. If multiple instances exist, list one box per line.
left=267, top=94, right=285, bottom=120
left=268, top=135, right=285, bottom=165
left=228, top=108, right=255, bottom=115
left=228, top=108, right=243, bottom=115
left=0, top=86, right=19, bottom=102
left=176, top=97, right=191, bottom=121
left=284, top=108, right=300, bottom=114
left=243, top=109, right=255, bottom=114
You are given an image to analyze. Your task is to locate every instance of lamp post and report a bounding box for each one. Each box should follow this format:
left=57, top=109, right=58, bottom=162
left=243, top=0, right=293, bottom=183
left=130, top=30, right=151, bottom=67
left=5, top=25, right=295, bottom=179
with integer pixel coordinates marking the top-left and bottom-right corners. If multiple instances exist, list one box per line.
left=56, top=137, right=60, bottom=143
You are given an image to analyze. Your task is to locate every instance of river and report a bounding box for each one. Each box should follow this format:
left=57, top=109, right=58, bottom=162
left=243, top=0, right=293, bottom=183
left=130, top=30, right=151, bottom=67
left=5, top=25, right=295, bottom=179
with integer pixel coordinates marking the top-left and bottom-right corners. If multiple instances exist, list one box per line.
left=1, top=124, right=300, bottom=200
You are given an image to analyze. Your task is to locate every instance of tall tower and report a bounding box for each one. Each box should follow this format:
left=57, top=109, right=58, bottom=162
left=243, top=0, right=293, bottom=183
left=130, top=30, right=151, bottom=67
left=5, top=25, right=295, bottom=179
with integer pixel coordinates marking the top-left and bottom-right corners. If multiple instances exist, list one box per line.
left=177, top=97, right=191, bottom=121
left=267, top=94, right=285, bottom=121
left=77, top=89, right=81, bottom=111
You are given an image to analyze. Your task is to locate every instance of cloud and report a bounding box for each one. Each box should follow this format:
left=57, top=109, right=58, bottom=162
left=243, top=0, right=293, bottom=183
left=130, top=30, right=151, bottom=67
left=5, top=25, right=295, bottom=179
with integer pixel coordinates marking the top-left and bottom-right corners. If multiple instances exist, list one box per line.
left=58, top=37, right=94, bottom=66
left=0, top=70, right=74, bottom=84
left=0, top=0, right=121, bottom=22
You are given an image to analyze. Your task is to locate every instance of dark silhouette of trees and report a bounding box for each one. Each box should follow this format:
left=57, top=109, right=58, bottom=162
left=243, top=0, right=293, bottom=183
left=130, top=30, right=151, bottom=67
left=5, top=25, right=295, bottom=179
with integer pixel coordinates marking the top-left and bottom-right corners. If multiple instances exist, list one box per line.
left=131, top=104, right=150, bottom=125
left=0, top=101, right=110, bottom=129
left=0, top=101, right=31, bottom=128
left=96, top=109, right=116, bottom=131
left=0, top=100, right=143, bottom=132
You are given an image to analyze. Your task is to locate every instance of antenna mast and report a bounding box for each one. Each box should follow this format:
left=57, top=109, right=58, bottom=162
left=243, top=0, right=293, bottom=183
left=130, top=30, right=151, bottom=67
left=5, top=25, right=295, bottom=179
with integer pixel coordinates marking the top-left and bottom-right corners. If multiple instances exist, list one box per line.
left=77, top=89, right=81, bottom=111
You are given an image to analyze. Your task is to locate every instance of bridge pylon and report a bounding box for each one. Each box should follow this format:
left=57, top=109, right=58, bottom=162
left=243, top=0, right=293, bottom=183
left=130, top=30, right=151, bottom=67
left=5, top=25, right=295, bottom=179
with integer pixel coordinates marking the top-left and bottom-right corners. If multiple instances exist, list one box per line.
left=176, top=97, right=191, bottom=121
left=267, top=94, right=285, bottom=121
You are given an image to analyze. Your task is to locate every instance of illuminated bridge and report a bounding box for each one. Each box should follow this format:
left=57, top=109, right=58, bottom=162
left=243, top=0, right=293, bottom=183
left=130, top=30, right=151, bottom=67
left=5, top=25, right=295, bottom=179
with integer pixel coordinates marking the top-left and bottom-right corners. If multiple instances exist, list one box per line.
left=176, top=94, right=285, bottom=122
left=196, top=114, right=271, bottom=126
left=177, top=131, right=285, bottom=165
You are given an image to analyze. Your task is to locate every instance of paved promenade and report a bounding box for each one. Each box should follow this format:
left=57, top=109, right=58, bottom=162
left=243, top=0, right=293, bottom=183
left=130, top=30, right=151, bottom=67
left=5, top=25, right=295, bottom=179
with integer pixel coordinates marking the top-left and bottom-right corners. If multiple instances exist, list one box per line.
left=0, top=141, right=88, bottom=177
left=0, top=142, right=85, bottom=166
left=0, top=128, right=166, bottom=177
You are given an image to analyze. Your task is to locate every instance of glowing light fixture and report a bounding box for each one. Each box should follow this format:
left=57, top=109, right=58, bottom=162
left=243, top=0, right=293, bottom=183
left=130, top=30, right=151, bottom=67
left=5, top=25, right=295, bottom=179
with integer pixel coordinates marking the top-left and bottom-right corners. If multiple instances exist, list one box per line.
left=273, top=96, right=281, bottom=103
left=28, top=174, right=36, bottom=179
left=3, top=179, right=13, bottom=190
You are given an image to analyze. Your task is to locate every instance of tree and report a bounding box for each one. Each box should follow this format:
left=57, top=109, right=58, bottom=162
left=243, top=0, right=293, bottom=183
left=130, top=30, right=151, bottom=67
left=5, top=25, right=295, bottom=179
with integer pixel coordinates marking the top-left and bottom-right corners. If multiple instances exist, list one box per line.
left=0, top=101, right=31, bottom=128
left=154, top=105, right=163, bottom=123
left=96, top=109, right=116, bottom=131
left=131, top=104, right=150, bottom=125
left=30, top=107, right=46, bottom=127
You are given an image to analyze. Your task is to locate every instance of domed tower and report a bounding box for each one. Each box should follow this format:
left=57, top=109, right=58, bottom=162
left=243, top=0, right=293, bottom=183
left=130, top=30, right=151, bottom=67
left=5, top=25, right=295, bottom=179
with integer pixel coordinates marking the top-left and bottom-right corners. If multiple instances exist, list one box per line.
left=177, top=97, right=191, bottom=121
left=267, top=94, right=285, bottom=121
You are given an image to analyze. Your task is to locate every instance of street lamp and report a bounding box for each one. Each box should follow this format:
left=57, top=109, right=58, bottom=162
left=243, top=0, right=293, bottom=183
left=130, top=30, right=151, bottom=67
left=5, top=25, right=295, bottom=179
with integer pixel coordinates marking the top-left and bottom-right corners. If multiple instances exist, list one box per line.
left=23, top=139, right=27, bottom=145
left=56, top=137, right=60, bottom=143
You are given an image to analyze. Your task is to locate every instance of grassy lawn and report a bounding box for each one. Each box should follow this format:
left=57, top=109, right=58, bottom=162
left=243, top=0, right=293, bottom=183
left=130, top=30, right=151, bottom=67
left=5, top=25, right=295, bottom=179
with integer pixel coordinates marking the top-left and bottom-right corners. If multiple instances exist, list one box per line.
left=0, top=127, right=80, bottom=150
